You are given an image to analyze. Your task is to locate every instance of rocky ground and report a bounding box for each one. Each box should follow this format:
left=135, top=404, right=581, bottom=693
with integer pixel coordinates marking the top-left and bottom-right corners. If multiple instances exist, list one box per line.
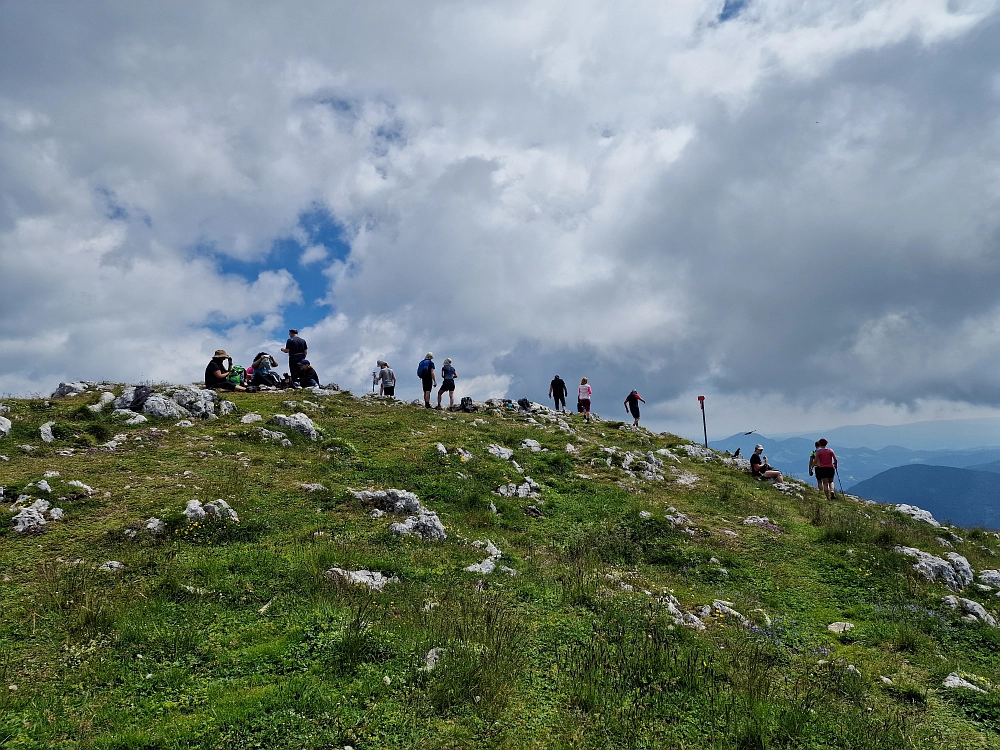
left=2, top=382, right=1000, bottom=748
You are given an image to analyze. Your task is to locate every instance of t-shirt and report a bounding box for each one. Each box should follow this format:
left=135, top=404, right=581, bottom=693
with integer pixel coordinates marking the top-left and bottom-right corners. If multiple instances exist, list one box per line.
left=254, top=355, right=274, bottom=373
left=379, top=367, right=396, bottom=386
left=441, top=365, right=456, bottom=381
left=750, top=453, right=763, bottom=475
left=815, top=448, right=835, bottom=468
left=578, top=384, right=592, bottom=400
left=626, top=393, right=641, bottom=409
left=205, top=359, right=226, bottom=387
left=285, top=336, right=307, bottom=363
left=550, top=378, right=567, bottom=397
left=419, top=359, right=435, bottom=378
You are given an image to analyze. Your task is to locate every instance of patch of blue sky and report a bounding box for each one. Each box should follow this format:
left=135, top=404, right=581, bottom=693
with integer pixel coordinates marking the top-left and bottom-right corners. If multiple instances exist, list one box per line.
left=96, top=187, right=128, bottom=221
left=212, top=204, right=351, bottom=331
left=719, top=0, right=749, bottom=22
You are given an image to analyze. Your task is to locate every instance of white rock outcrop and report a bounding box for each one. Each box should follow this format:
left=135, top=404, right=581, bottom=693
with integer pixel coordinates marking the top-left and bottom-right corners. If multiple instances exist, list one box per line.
left=203, top=499, right=239, bottom=522
left=353, top=489, right=423, bottom=514
left=389, top=511, right=447, bottom=541
left=496, top=477, right=540, bottom=498
left=168, top=386, right=218, bottom=418
left=241, top=412, right=263, bottom=424
left=895, top=504, right=941, bottom=527
left=88, top=392, right=116, bottom=413
left=0, top=415, right=11, bottom=438
left=146, top=517, right=165, bottom=534
left=979, top=570, right=1000, bottom=587
left=218, top=400, right=236, bottom=416
left=53, top=382, right=89, bottom=398
left=98, top=561, right=125, bottom=573
left=325, top=568, right=398, bottom=591
left=895, top=546, right=973, bottom=592
left=142, top=395, right=189, bottom=420
left=184, top=499, right=207, bottom=522
left=487, top=444, right=514, bottom=461
left=943, top=673, right=986, bottom=693
left=272, top=413, right=319, bottom=440
left=521, top=439, right=543, bottom=452
left=942, top=595, right=997, bottom=627
left=39, top=422, right=55, bottom=443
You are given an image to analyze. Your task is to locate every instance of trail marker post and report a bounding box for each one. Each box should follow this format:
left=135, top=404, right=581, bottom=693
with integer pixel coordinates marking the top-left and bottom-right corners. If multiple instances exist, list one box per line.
left=698, top=396, right=708, bottom=448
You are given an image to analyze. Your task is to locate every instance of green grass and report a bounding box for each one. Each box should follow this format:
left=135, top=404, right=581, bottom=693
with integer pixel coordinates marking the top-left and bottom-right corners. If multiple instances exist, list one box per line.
left=2, top=387, right=1000, bottom=748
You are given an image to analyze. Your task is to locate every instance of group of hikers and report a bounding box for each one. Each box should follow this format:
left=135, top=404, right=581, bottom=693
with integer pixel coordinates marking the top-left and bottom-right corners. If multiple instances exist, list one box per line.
left=204, top=332, right=842, bottom=499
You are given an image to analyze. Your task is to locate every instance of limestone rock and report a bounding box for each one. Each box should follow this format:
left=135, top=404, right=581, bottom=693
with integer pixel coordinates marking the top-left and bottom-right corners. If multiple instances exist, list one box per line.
left=521, top=439, right=542, bottom=452
left=710, top=600, right=750, bottom=627
left=34, top=480, right=52, bottom=493
left=979, top=570, right=1000, bottom=587
left=48, top=507, right=64, bottom=520
left=146, top=517, right=165, bottom=534
left=298, top=483, right=326, bottom=492
left=895, top=504, right=941, bottom=527
left=0, top=416, right=10, bottom=438
left=13, top=506, right=47, bottom=533
left=639, top=510, right=652, bottom=519
left=66, top=480, right=94, bottom=495
left=353, top=489, right=423, bottom=514
left=53, top=382, right=89, bottom=398
left=168, top=386, right=218, bottom=418
left=258, top=428, right=288, bottom=443
left=487, top=444, right=514, bottom=461
left=436, top=443, right=448, bottom=454
left=828, top=622, right=855, bottom=634
left=39, top=422, right=55, bottom=443
left=88, top=392, right=116, bottom=413
left=389, top=511, right=447, bottom=542
left=743, top=516, right=784, bottom=533
left=184, top=499, right=207, bottom=522
left=142, top=394, right=188, bottom=420
left=175, top=420, right=195, bottom=428
left=895, top=546, right=972, bottom=592
left=942, top=595, right=997, bottom=626
left=943, top=673, right=986, bottom=692
left=325, top=568, right=398, bottom=591
left=464, top=557, right=497, bottom=575
left=241, top=412, right=263, bottom=424
left=496, top=477, right=540, bottom=498
left=566, top=443, right=578, bottom=453
left=272, top=413, right=319, bottom=440
left=218, top=400, right=236, bottom=416
left=203, top=499, right=239, bottom=522
left=98, top=561, right=124, bottom=573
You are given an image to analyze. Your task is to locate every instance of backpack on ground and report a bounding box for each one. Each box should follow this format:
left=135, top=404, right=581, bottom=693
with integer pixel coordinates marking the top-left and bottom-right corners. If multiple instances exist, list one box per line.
left=517, top=397, right=531, bottom=411
left=417, top=359, right=431, bottom=378
left=129, top=385, right=154, bottom=412
left=226, top=365, right=247, bottom=386
left=460, top=396, right=476, bottom=413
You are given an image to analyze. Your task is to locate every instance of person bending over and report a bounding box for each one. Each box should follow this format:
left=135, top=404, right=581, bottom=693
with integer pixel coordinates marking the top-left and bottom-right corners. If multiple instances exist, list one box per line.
left=750, top=444, right=782, bottom=482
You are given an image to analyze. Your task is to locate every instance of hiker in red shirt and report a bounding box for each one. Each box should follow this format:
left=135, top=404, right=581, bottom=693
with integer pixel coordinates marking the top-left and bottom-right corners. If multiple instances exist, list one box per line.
left=814, top=438, right=838, bottom=500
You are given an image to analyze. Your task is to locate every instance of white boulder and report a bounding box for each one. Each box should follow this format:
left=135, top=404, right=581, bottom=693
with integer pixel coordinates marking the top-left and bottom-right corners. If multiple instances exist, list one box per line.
left=218, top=400, right=236, bottom=416
left=184, top=499, right=207, bottom=522
left=521, top=439, right=543, bottom=452
left=979, top=570, right=1000, bottom=587
left=142, top=395, right=188, bottom=420
left=487, top=444, right=514, bottom=461
left=943, top=673, right=986, bottom=693
left=39, top=422, right=55, bottom=443
left=895, top=504, right=941, bottom=527
left=0, top=416, right=10, bottom=438
left=272, top=413, right=319, bottom=440
left=389, top=511, right=447, bottom=541
left=325, top=568, right=398, bottom=591
left=88, top=392, right=116, bottom=413
left=146, top=517, right=165, bottom=534
left=66, top=480, right=94, bottom=495
left=98, top=561, right=124, bottom=573
left=353, top=489, right=424, bottom=514
left=895, top=546, right=972, bottom=592
left=942, top=595, right=997, bottom=627
left=13, top=506, right=47, bottom=532
left=53, top=382, right=89, bottom=398
left=241, top=413, right=263, bottom=424
left=203, top=499, right=239, bottom=522
left=168, top=386, right=217, bottom=418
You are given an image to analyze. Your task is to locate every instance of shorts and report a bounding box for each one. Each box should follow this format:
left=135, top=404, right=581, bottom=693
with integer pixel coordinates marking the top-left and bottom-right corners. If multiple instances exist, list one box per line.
left=421, top=376, right=434, bottom=393
left=383, top=386, right=395, bottom=397
left=629, top=406, right=640, bottom=419
left=439, top=379, right=455, bottom=392
left=578, top=398, right=591, bottom=412
left=815, top=467, right=835, bottom=480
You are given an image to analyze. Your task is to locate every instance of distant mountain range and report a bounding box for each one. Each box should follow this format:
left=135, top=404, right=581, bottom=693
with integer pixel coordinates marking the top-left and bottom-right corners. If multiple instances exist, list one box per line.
left=709, top=433, right=1000, bottom=487
left=771, top=417, right=1000, bottom=452
left=849, top=465, right=1000, bottom=530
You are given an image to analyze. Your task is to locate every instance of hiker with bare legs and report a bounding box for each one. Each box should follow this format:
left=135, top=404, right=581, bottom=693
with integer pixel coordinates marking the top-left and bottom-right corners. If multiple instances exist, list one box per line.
left=377, top=361, right=396, bottom=397
left=624, top=389, right=645, bottom=427
left=814, top=438, right=838, bottom=500
left=417, top=352, right=436, bottom=408
left=577, top=377, right=593, bottom=423
left=750, top=444, right=783, bottom=482
left=437, top=358, right=457, bottom=409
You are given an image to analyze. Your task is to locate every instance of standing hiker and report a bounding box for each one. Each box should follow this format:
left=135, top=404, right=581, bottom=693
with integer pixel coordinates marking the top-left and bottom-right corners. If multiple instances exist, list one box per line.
left=814, top=439, right=838, bottom=500
left=437, top=357, right=457, bottom=409
left=549, top=375, right=568, bottom=413
left=624, top=389, right=645, bottom=427
left=577, top=377, right=593, bottom=423
left=417, top=352, right=436, bottom=408
left=750, top=444, right=783, bottom=482
left=378, top=361, right=396, bottom=397
left=808, top=441, right=820, bottom=487
left=281, top=329, right=308, bottom=386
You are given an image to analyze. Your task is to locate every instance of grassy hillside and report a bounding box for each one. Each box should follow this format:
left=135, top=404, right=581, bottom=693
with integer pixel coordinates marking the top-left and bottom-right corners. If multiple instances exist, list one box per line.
left=3, top=386, right=1000, bottom=749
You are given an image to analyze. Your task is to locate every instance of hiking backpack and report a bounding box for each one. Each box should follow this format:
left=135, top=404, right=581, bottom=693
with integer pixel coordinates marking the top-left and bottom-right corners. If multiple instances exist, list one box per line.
left=417, top=359, right=431, bottom=378
left=226, top=365, right=247, bottom=386
left=460, top=396, right=476, bottom=413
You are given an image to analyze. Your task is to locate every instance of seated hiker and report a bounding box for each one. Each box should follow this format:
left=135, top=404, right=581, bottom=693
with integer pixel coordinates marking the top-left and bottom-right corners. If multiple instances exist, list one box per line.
left=205, top=349, right=246, bottom=392
left=251, top=352, right=279, bottom=386
left=298, top=359, right=320, bottom=387
left=750, top=444, right=782, bottom=482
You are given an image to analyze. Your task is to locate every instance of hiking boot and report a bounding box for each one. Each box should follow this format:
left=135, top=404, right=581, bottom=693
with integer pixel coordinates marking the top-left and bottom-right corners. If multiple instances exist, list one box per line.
left=424, top=402, right=431, bottom=409
left=435, top=405, right=442, bottom=410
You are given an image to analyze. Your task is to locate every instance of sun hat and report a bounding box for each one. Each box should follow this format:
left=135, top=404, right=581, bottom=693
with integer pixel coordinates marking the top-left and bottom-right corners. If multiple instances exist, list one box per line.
left=755, top=444, right=764, bottom=451
left=425, top=352, right=434, bottom=360
left=214, top=349, right=229, bottom=358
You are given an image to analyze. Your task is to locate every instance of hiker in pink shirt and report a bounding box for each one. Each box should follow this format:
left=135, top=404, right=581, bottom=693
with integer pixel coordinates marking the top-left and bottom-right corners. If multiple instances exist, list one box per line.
left=577, top=377, right=593, bottom=423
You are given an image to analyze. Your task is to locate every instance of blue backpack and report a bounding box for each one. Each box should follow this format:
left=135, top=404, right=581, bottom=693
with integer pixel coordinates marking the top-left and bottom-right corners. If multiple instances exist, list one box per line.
left=417, top=359, right=432, bottom=378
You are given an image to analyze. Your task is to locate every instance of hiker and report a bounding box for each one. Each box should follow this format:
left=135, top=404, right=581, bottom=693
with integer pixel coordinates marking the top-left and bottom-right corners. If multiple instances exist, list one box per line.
left=814, top=438, right=838, bottom=500
left=808, top=442, right=820, bottom=486
left=417, top=352, right=436, bottom=408
left=750, top=444, right=782, bottom=482
left=549, top=375, right=568, bottom=412
left=251, top=352, right=279, bottom=387
left=577, top=377, right=593, bottom=423
left=281, top=328, right=308, bottom=385
left=377, top=360, right=396, bottom=397
left=204, top=349, right=246, bottom=392
left=298, top=360, right=320, bottom=388
left=437, top=358, right=457, bottom=409
left=624, top=389, right=646, bottom=427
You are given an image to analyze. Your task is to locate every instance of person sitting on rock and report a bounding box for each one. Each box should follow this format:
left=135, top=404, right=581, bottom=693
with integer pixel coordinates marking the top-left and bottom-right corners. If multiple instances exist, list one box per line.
left=437, top=358, right=457, bottom=409
left=205, top=349, right=245, bottom=392
left=251, top=352, right=279, bottom=386
left=750, top=444, right=782, bottom=482
left=297, top=359, right=320, bottom=388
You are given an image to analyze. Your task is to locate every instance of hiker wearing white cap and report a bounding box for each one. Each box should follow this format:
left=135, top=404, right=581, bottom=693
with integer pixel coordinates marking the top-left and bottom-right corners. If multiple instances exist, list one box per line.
left=750, top=444, right=782, bottom=482
left=377, top=361, right=396, bottom=397
left=437, top=358, right=457, bottom=409
left=417, top=352, right=436, bottom=408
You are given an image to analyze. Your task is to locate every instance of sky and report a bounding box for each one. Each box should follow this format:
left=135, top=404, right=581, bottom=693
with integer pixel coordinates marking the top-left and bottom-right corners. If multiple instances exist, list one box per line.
left=3, top=0, right=1000, bottom=441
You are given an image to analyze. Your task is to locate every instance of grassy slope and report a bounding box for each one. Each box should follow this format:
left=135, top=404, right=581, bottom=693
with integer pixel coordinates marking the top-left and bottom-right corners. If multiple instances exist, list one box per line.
left=1, top=389, right=1000, bottom=749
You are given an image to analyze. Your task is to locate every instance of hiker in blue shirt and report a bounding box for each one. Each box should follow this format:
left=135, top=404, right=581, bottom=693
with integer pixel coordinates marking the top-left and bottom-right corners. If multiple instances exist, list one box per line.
left=417, top=352, right=436, bottom=408
left=437, top=358, right=457, bottom=410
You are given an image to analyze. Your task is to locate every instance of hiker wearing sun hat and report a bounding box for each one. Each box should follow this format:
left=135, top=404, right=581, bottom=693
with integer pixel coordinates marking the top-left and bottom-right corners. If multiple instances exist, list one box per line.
left=204, top=349, right=245, bottom=392
left=436, top=358, right=457, bottom=410
left=417, top=352, right=436, bottom=408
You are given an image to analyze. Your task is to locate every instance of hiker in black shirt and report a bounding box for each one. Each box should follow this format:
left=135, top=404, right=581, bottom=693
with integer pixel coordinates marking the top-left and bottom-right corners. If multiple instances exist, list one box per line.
left=281, top=328, right=307, bottom=386
left=204, top=349, right=245, bottom=392
left=549, top=375, right=568, bottom=412
left=624, top=389, right=645, bottom=427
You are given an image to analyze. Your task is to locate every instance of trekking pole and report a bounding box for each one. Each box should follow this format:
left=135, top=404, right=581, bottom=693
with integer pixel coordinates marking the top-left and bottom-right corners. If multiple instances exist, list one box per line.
left=835, top=467, right=845, bottom=498
left=698, top=396, right=708, bottom=449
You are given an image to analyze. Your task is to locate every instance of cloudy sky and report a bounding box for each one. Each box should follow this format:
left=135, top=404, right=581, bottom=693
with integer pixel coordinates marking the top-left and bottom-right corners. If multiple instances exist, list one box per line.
left=3, top=0, right=1000, bottom=439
